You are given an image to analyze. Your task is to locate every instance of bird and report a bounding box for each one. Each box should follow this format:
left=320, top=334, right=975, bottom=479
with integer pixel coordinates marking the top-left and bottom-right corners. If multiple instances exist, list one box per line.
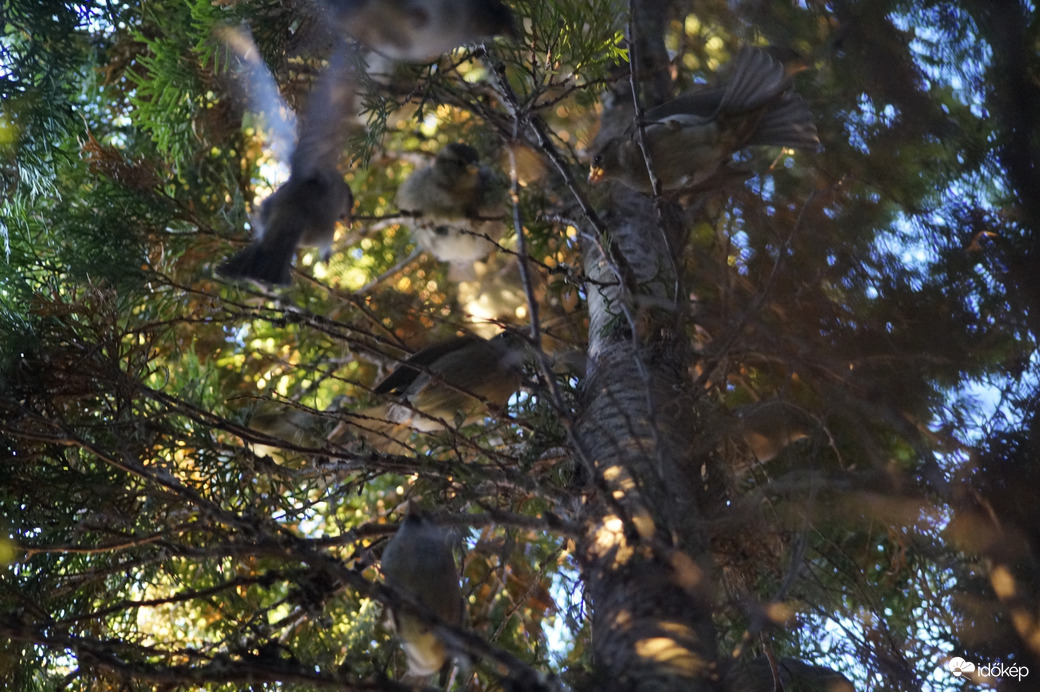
left=588, top=47, right=819, bottom=194
left=327, top=0, right=517, bottom=63
left=243, top=400, right=328, bottom=462
left=396, top=143, right=507, bottom=265
left=217, top=30, right=355, bottom=285
left=380, top=512, right=465, bottom=679
left=331, top=330, right=527, bottom=452
left=724, top=656, right=854, bottom=692
left=732, top=400, right=811, bottom=463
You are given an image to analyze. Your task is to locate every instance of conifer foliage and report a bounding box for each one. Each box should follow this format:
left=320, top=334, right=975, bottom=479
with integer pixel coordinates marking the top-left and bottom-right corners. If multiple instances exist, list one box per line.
left=2, top=1, right=1038, bottom=690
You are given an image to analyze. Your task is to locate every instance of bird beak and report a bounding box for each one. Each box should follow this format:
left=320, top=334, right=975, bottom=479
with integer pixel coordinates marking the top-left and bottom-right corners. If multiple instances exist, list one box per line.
left=588, top=166, right=606, bottom=184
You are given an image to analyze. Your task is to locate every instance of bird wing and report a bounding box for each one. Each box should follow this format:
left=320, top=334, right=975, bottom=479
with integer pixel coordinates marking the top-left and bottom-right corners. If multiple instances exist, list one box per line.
left=644, top=86, right=727, bottom=122
left=290, top=41, right=357, bottom=181
left=717, top=47, right=790, bottom=114
left=411, top=333, right=522, bottom=410
left=373, top=336, right=484, bottom=395
left=743, top=92, right=820, bottom=149
left=214, top=24, right=298, bottom=175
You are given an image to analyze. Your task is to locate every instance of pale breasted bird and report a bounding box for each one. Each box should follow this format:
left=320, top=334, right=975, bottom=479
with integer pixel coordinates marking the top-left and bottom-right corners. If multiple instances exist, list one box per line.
left=396, top=143, right=507, bottom=265
left=588, top=47, right=819, bottom=193
left=331, top=330, right=527, bottom=452
left=380, top=512, right=465, bottom=678
left=327, top=0, right=516, bottom=63
left=217, top=32, right=355, bottom=285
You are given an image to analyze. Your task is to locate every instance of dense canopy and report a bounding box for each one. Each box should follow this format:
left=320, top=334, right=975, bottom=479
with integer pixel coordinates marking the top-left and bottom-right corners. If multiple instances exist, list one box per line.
left=2, top=0, right=1039, bottom=690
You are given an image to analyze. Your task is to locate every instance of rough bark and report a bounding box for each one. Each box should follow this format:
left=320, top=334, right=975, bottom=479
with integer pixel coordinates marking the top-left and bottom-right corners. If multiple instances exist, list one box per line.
left=572, top=3, right=721, bottom=683
left=576, top=181, right=719, bottom=692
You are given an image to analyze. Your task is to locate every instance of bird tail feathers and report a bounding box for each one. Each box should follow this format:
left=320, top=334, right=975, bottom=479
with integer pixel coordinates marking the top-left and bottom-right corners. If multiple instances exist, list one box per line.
left=747, top=92, right=820, bottom=150
left=218, top=243, right=293, bottom=285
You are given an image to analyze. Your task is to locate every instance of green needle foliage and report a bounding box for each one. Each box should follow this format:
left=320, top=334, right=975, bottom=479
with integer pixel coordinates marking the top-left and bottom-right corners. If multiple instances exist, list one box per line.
left=2, top=0, right=1039, bottom=690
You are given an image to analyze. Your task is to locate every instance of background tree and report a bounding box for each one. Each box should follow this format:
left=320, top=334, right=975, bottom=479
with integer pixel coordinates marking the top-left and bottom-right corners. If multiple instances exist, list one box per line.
left=1, top=0, right=1037, bottom=690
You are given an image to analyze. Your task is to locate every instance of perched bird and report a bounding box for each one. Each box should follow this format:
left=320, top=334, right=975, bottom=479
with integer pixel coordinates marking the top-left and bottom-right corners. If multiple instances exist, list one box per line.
left=733, top=400, right=811, bottom=463
left=331, top=331, right=527, bottom=452
left=588, top=47, right=819, bottom=193
left=217, top=30, right=355, bottom=285
left=396, top=143, right=507, bottom=265
left=244, top=400, right=328, bottom=462
left=380, top=512, right=465, bottom=678
left=327, top=0, right=516, bottom=63
left=725, top=656, right=854, bottom=692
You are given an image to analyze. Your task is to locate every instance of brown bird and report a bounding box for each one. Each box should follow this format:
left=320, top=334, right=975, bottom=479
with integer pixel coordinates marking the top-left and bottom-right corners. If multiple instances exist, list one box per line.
left=381, top=512, right=465, bottom=679
left=245, top=400, right=328, bottom=462
left=732, top=401, right=811, bottom=463
left=396, top=143, right=507, bottom=264
left=588, top=47, right=819, bottom=193
left=218, top=32, right=355, bottom=285
left=725, top=656, right=854, bottom=692
left=328, top=0, right=516, bottom=63
left=332, top=331, right=527, bottom=452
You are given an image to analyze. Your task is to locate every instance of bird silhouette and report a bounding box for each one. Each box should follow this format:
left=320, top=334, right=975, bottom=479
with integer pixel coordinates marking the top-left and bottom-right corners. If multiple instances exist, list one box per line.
left=396, top=143, right=506, bottom=265
left=327, top=0, right=516, bottom=63
left=589, top=47, right=819, bottom=193
left=331, top=331, right=527, bottom=452
left=217, top=27, right=356, bottom=285
left=381, top=512, right=464, bottom=679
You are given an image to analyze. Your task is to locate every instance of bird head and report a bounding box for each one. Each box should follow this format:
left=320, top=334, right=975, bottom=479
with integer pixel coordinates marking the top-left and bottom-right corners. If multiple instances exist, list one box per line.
left=588, top=139, right=626, bottom=185
left=437, top=143, right=481, bottom=173
left=471, top=0, right=519, bottom=39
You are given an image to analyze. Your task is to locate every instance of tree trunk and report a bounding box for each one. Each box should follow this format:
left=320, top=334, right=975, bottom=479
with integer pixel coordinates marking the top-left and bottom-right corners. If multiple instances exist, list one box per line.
left=575, top=169, right=720, bottom=689
left=571, top=3, right=722, bottom=688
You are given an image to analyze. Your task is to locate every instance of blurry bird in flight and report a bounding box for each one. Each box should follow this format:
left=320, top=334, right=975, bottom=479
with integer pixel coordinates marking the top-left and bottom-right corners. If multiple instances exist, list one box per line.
left=216, top=26, right=355, bottom=285
left=327, top=0, right=517, bottom=63
left=589, top=47, right=819, bottom=194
